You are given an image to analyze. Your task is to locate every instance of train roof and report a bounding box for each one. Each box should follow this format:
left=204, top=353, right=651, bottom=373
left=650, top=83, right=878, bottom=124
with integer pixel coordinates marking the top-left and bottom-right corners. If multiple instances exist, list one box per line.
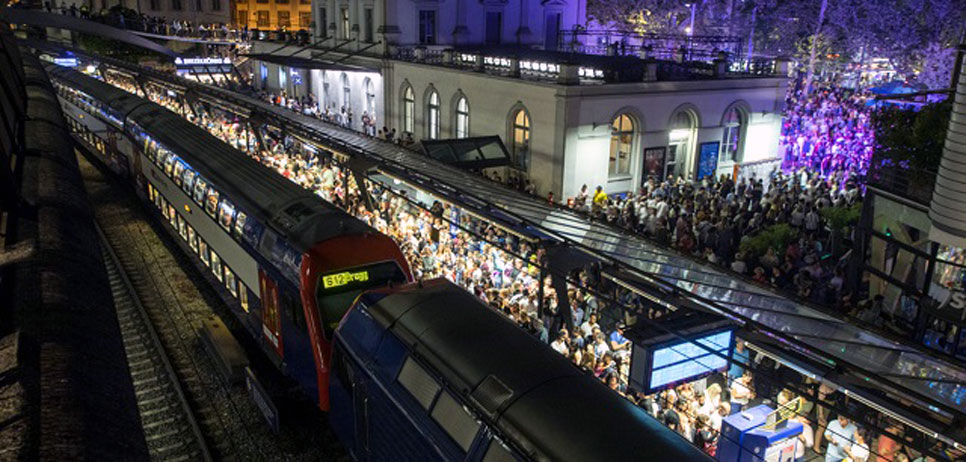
left=367, top=280, right=712, bottom=462
left=44, top=63, right=147, bottom=115
left=45, top=63, right=376, bottom=252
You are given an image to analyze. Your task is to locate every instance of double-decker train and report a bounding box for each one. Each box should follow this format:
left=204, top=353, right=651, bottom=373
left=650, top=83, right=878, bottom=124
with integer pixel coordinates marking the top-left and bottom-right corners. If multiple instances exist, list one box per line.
left=46, top=61, right=711, bottom=461
left=48, top=62, right=413, bottom=410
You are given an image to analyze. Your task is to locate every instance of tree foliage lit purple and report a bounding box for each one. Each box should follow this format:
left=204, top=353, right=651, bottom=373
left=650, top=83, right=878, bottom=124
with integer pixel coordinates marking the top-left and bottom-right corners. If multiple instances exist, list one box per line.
left=587, top=0, right=966, bottom=87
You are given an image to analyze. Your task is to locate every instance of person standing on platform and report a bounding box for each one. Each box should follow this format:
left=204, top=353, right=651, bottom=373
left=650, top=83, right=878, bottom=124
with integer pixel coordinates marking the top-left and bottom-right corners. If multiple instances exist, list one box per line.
left=825, top=415, right=857, bottom=462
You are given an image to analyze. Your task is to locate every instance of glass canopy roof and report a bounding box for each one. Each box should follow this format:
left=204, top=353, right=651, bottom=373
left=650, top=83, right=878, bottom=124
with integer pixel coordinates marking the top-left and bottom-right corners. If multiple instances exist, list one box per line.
left=212, top=84, right=966, bottom=417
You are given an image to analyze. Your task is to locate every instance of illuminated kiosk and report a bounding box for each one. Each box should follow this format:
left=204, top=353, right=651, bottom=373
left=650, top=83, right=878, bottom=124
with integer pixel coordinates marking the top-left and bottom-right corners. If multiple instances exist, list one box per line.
left=717, top=404, right=802, bottom=462
left=627, top=310, right=736, bottom=395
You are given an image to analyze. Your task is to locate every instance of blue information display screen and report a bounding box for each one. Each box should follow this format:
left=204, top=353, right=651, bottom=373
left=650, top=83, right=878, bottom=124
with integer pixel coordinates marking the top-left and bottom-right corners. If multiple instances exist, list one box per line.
left=649, top=330, right=733, bottom=391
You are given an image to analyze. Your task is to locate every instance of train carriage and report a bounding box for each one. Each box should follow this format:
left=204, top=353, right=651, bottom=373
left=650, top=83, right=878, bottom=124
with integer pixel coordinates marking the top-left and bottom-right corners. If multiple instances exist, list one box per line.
left=46, top=63, right=413, bottom=410
left=333, top=279, right=714, bottom=462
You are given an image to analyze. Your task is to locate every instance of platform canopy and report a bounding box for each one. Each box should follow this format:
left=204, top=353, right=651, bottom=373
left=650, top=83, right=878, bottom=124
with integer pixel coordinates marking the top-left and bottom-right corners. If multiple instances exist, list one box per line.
left=420, top=136, right=512, bottom=170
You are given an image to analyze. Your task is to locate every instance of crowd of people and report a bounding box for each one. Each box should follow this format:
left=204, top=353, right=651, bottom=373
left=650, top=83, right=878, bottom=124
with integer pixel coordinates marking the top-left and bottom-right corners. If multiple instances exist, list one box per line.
left=778, top=82, right=875, bottom=179
left=96, top=70, right=960, bottom=462
left=40, top=1, right=253, bottom=41
left=254, top=90, right=405, bottom=143
left=564, top=170, right=863, bottom=313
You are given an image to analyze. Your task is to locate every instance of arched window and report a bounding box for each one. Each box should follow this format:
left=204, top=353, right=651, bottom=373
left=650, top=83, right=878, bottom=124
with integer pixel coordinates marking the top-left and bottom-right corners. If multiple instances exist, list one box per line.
left=455, top=96, right=469, bottom=139
left=427, top=89, right=440, bottom=139
left=721, top=107, right=744, bottom=163
left=511, top=108, right=530, bottom=171
left=340, top=73, right=350, bottom=110
left=609, top=114, right=634, bottom=175
left=402, top=85, right=415, bottom=133
left=364, top=78, right=376, bottom=117
left=321, top=72, right=330, bottom=110
left=667, top=110, right=696, bottom=179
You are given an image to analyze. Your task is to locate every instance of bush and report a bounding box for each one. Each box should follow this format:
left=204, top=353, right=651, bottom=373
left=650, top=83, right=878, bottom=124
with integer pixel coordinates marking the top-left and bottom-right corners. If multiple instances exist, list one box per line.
left=820, top=203, right=861, bottom=233
left=740, top=223, right=799, bottom=258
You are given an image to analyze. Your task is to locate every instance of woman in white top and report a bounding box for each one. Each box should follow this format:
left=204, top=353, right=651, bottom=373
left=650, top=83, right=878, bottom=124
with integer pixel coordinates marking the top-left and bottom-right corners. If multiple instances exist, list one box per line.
left=845, top=429, right=870, bottom=462
left=794, top=415, right=814, bottom=462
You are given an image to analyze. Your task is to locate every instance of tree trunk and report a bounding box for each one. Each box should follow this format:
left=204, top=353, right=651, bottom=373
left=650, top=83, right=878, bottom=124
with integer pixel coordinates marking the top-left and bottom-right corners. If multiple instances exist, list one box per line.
left=803, top=0, right=829, bottom=97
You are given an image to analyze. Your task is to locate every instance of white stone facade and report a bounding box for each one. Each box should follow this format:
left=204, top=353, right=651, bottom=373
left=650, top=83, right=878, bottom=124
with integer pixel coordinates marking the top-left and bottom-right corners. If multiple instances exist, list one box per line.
left=251, top=36, right=788, bottom=201
left=311, top=0, right=584, bottom=51
left=386, top=60, right=787, bottom=198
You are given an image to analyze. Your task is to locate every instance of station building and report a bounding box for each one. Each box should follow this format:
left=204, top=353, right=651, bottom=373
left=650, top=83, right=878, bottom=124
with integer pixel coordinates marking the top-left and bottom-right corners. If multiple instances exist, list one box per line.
left=248, top=0, right=788, bottom=200
left=856, top=49, right=966, bottom=361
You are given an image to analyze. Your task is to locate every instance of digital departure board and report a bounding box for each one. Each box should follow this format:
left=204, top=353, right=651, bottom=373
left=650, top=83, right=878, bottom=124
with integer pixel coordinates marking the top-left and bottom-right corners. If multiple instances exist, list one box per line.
left=322, top=270, right=370, bottom=289
left=648, top=330, right=733, bottom=391
left=626, top=311, right=736, bottom=394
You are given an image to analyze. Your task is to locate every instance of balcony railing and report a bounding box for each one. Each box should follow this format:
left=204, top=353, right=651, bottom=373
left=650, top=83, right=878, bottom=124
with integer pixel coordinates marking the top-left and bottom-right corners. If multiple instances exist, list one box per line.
left=388, top=44, right=784, bottom=85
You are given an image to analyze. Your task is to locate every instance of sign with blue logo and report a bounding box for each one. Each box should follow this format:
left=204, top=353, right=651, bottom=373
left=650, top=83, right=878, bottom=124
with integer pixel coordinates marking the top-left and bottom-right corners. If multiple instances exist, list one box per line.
left=697, top=141, right=720, bottom=180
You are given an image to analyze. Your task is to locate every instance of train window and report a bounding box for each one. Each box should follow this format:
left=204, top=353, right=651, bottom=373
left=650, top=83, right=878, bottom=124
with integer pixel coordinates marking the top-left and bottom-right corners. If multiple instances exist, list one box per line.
left=234, top=212, right=247, bottom=240
left=225, top=268, right=238, bottom=297
left=182, top=168, right=196, bottom=193
left=146, top=140, right=158, bottom=164
left=177, top=214, right=187, bottom=240
left=430, top=391, right=480, bottom=452
left=218, top=200, right=236, bottom=231
left=173, top=162, right=185, bottom=187
left=205, top=188, right=220, bottom=217
left=188, top=226, right=198, bottom=252
left=199, top=239, right=210, bottom=266
left=167, top=205, right=177, bottom=228
left=239, top=283, right=250, bottom=312
left=211, top=252, right=224, bottom=282
left=482, top=440, right=516, bottom=462
left=164, top=153, right=176, bottom=177
left=193, top=178, right=208, bottom=205
left=397, top=358, right=439, bottom=410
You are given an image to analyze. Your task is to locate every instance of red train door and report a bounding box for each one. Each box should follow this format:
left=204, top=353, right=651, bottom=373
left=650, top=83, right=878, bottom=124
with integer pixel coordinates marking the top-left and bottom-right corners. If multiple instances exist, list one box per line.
left=258, top=269, right=284, bottom=358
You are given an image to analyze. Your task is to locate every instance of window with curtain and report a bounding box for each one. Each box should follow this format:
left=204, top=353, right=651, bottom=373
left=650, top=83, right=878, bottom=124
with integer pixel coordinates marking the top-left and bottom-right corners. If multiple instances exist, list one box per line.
left=720, top=107, right=744, bottom=163
left=341, top=73, right=350, bottom=110
left=512, top=108, right=530, bottom=171
left=455, top=96, right=469, bottom=138
left=403, top=86, right=415, bottom=133
left=427, top=90, right=440, bottom=139
left=365, top=79, right=376, bottom=116
left=609, top=114, right=634, bottom=175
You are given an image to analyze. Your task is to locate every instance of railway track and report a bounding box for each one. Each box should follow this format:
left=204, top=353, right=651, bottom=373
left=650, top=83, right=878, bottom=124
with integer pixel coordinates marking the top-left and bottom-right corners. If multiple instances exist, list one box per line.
left=98, top=224, right=213, bottom=462
left=77, top=148, right=343, bottom=462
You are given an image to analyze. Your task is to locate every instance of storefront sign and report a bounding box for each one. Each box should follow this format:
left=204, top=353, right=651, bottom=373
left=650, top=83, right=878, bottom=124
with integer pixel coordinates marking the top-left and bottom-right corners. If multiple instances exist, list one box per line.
left=697, top=141, right=720, bottom=180
left=174, top=57, right=233, bottom=73
left=175, top=57, right=231, bottom=66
